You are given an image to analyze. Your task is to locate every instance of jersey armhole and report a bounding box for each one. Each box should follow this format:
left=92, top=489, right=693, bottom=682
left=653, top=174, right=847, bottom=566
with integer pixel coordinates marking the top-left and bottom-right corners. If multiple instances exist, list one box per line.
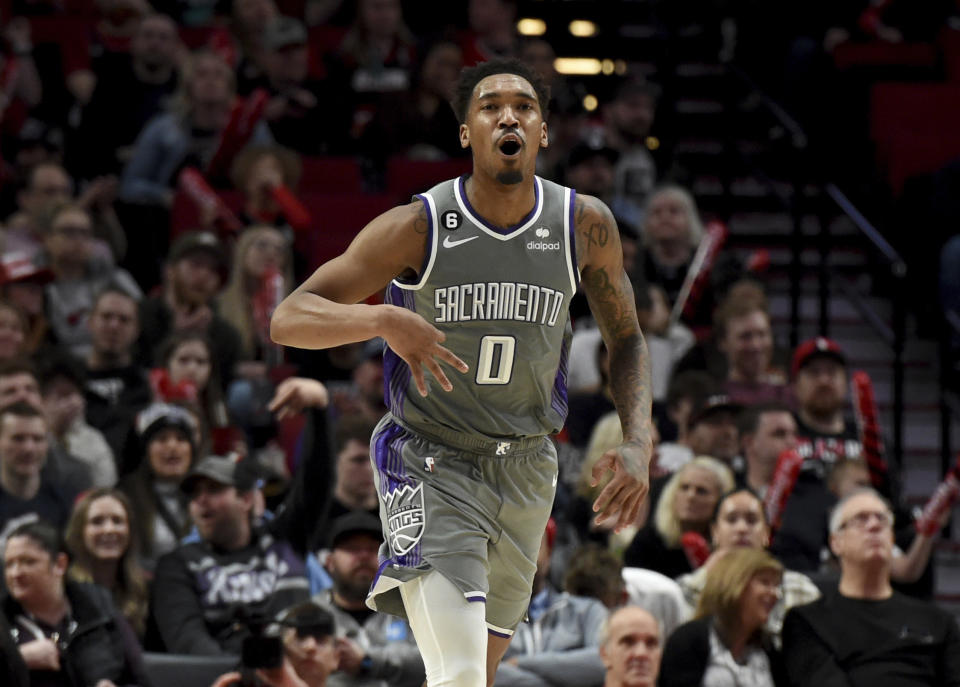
left=393, top=194, right=439, bottom=291
left=564, top=187, right=580, bottom=293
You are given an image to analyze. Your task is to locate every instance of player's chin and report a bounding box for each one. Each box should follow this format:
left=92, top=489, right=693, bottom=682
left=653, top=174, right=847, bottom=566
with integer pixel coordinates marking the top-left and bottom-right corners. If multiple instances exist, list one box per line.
left=496, top=168, right=524, bottom=185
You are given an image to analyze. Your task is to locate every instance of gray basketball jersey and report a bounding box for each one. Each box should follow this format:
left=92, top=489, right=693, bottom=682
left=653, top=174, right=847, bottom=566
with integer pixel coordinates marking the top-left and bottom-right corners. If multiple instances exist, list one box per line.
left=383, top=175, right=579, bottom=440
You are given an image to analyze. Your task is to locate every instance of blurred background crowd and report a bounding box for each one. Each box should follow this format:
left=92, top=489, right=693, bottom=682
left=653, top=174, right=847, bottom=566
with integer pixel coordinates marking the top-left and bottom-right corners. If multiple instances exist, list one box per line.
left=0, top=0, right=957, bottom=685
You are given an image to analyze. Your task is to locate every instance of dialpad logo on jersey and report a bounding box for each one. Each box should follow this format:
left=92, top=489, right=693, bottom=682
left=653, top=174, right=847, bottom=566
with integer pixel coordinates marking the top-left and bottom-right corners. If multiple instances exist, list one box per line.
left=527, top=226, right=560, bottom=251
left=385, top=482, right=425, bottom=556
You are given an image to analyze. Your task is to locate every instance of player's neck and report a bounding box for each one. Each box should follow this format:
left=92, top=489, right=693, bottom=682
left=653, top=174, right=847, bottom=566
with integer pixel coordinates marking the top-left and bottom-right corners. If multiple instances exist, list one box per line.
left=464, top=173, right=536, bottom=229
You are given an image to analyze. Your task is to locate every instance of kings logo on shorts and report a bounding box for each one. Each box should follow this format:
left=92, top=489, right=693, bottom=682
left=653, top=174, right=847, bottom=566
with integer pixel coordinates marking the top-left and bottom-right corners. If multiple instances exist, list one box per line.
left=385, top=482, right=425, bottom=556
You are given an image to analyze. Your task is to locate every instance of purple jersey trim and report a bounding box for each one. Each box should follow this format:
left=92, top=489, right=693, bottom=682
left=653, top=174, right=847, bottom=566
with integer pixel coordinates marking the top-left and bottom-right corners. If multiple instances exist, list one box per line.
left=372, top=422, right=422, bottom=567
left=383, top=284, right=412, bottom=418
left=568, top=188, right=580, bottom=288
left=392, top=194, right=434, bottom=286
left=458, top=175, right=540, bottom=235
left=466, top=595, right=486, bottom=603
left=488, top=628, right=512, bottom=639
left=551, top=337, right=570, bottom=419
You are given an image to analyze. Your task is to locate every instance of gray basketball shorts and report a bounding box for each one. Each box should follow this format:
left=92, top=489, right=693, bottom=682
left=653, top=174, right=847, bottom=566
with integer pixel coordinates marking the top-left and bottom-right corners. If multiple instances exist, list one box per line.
left=365, top=414, right=558, bottom=636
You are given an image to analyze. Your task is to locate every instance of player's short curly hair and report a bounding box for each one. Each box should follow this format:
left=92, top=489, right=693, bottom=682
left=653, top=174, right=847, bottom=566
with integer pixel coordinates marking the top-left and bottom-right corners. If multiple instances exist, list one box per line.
left=452, top=58, right=551, bottom=124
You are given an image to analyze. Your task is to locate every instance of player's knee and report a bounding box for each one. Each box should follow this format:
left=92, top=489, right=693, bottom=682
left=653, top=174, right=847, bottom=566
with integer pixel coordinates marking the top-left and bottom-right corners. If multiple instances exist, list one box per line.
left=428, top=657, right=485, bottom=687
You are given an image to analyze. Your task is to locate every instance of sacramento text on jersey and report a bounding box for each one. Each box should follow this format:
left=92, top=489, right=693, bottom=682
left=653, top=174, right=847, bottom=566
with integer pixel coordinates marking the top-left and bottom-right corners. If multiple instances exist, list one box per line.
left=433, top=281, right=566, bottom=326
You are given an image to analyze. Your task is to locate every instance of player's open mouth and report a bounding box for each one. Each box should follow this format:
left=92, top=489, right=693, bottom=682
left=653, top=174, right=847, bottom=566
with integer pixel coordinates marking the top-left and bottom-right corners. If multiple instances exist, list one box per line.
left=498, top=137, right=522, bottom=157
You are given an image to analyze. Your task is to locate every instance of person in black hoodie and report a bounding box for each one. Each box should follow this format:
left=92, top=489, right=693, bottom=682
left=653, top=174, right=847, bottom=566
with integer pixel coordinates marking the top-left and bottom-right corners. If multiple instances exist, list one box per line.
left=2, top=519, right=151, bottom=686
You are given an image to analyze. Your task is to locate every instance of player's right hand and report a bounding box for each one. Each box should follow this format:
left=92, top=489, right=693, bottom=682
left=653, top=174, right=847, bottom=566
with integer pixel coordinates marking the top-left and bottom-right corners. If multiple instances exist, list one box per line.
left=380, top=306, right=468, bottom=396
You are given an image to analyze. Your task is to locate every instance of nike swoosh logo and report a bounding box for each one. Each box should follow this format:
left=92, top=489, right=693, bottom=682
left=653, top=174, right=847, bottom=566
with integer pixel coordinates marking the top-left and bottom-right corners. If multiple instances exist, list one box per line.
left=443, top=235, right=479, bottom=248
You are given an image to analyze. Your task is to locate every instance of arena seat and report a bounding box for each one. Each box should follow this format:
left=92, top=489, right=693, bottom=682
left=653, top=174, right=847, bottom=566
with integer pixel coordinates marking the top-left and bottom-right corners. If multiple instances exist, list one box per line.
left=386, top=156, right=473, bottom=200
left=141, top=652, right=237, bottom=687
left=833, top=41, right=937, bottom=72
left=870, top=83, right=960, bottom=164
left=298, top=156, right=364, bottom=195
left=298, top=192, right=398, bottom=269
left=884, top=131, right=960, bottom=195
left=940, top=28, right=960, bottom=82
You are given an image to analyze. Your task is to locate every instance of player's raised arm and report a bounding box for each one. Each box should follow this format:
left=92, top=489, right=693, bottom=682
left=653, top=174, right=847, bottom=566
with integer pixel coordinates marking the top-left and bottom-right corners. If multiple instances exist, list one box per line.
left=270, top=200, right=468, bottom=395
left=576, top=193, right=653, bottom=530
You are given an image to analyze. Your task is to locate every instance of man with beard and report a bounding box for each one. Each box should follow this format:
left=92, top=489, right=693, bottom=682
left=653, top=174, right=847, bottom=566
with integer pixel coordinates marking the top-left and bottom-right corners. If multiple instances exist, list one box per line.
left=75, top=13, right=181, bottom=178
left=602, top=77, right=662, bottom=229
left=791, top=337, right=861, bottom=468
left=317, top=511, right=423, bottom=687
left=137, top=231, right=241, bottom=390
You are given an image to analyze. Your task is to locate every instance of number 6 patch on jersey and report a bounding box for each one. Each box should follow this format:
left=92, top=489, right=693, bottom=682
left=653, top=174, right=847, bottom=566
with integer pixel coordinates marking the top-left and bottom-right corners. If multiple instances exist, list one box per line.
left=385, top=482, right=425, bottom=556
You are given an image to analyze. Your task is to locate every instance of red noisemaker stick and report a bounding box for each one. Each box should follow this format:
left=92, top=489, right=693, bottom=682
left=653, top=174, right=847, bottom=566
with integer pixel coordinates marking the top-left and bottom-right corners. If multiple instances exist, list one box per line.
left=669, top=220, right=728, bottom=327
left=764, top=448, right=804, bottom=532
left=851, top=370, right=889, bottom=488
left=915, top=453, right=960, bottom=536
left=270, top=185, right=312, bottom=232
left=680, top=531, right=711, bottom=569
left=205, top=88, right=269, bottom=180
left=178, top=168, right=243, bottom=234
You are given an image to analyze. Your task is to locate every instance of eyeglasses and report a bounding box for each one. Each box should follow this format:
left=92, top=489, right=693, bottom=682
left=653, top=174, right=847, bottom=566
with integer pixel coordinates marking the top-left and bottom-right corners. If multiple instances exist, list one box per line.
left=837, top=510, right=893, bottom=531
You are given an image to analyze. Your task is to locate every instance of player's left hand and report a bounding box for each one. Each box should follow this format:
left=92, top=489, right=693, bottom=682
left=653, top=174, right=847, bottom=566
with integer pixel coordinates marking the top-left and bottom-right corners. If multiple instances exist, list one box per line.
left=590, top=438, right=651, bottom=533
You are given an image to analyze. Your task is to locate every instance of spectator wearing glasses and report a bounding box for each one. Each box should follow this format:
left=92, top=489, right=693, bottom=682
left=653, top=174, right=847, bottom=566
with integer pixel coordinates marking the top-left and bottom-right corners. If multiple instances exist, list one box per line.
left=782, top=488, right=960, bottom=686
left=40, top=203, right=141, bottom=358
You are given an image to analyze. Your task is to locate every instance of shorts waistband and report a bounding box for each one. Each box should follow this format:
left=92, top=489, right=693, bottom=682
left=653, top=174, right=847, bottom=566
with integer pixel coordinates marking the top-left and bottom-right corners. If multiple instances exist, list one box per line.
left=390, top=416, right=546, bottom=456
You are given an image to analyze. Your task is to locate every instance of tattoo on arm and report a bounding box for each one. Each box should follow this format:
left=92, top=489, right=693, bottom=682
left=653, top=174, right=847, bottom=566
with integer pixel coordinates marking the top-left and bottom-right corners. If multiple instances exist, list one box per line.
left=579, top=205, right=652, bottom=455
left=412, top=202, right=428, bottom=235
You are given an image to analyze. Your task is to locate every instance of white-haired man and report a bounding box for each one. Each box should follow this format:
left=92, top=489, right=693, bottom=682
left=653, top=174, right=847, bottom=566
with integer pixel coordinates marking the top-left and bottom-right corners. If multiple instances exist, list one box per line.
left=782, top=488, right=960, bottom=686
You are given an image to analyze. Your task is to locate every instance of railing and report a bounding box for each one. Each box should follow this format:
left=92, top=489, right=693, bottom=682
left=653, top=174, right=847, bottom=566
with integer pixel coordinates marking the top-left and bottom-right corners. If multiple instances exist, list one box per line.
left=724, top=64, right=909, bottom=469
left=941, top=310, right=960, bottom=477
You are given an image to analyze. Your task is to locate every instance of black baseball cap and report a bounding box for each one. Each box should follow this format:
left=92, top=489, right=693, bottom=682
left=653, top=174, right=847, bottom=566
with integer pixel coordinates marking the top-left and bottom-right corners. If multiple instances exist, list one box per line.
left=181, top=454, right=260, bottom=495
left=168, top=231, right=226, bottom=272
left=567, top=139, right=620, bottom=168
left=277, top=601, right=335, bottom=638
left=327, top=510, right=383, bottom=549
left=688, top=393, right=742, bottom=428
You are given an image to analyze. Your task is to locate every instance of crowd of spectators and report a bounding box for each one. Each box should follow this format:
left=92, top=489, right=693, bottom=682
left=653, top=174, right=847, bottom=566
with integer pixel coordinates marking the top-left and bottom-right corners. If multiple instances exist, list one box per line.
left=0, top=0, right=956, bottom=686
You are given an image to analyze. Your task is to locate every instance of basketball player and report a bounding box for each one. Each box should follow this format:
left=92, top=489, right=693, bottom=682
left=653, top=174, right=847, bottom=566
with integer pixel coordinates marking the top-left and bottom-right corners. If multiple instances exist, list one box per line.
left=271, top=59, right=652, bottom=687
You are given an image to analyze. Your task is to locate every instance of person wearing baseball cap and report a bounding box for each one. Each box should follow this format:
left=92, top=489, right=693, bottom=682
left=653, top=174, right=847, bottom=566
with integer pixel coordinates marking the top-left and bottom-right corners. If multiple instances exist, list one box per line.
left=136, top=230, right=241, bottom=388
left=313, top=511, right=423, bottom=687
left=149, top=450, right=312, bottom=656
left=790, top=337, right=859, bottom=467
left=0, top=252, right=55, bottom=356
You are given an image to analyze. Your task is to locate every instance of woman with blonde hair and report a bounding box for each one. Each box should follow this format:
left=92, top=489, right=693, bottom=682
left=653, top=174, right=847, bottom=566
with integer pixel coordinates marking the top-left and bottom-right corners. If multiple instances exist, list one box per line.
left=120, top=49, right=273, bottom=207
left=624, top=456, right=734, bottom=578
left=659, top=547, right=786, bottom=686
left=218, top=225, right=293, bottom=432
left=64, top=488, right=149, bottom=637
left=218, top=225, right=293, bottom=365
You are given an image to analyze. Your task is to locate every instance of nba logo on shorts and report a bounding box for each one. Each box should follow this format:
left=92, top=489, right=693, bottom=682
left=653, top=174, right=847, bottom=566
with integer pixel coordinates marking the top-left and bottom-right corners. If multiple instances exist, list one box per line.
left=385, top=483, right=425, bottom=556
left=424, top=457, right=435, bottom=473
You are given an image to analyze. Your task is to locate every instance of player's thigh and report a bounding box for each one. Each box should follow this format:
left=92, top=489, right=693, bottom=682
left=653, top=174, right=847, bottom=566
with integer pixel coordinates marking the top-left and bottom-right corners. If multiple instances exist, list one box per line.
left=484, top=441, right=558, bottom=632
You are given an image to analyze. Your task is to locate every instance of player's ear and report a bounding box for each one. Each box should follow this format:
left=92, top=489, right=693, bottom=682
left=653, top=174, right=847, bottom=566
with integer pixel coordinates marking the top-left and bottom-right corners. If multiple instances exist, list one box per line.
left=459, top=123, right=470, bottom=149
left=540, top=121, right=548, bottom=148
